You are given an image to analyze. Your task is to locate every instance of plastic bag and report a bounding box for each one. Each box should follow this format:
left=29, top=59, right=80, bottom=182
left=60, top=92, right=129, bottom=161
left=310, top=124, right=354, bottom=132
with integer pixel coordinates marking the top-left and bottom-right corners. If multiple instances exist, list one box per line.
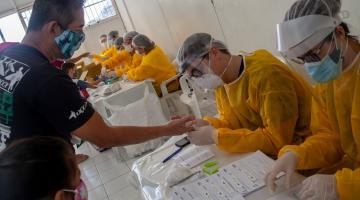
left=104, top=87, right=168, bottom=158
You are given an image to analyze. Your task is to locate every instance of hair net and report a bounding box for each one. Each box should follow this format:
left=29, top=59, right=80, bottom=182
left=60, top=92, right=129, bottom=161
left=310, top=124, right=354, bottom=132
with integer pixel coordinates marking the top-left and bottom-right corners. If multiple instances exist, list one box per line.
left=284, top=0, right=341, bottom=21
left=277, top=0, right=342, bottom=58
left=108, top=30, right=119, bottom=39
left=176, top=33, right=228, bottom=73
left=123, top=31, right=139, bottom=41
left=132, top=34, right=155, bottom=51
left=115, top=37, right=124, bottom=46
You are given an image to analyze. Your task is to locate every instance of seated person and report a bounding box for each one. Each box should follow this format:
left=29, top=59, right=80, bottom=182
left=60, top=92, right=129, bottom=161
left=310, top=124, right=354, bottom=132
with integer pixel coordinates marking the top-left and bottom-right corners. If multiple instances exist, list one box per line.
left=178, top=33, right=313, bottom=156
left=62, top=62, right=100, bottom=90
left=122, top=31, right=143, bottom=70
left=100, top=37, right=127, bottom=72
left=99, top=33, right=108, bottom=49
left=52, top=52, right=90, bottom=69
left=102, top=31, right=143, bottom=77
left=0, top=136, right=87, bottom=200
left=114, top=37, right=124, bottom=51
left=91, top=34, right=108, bottom=62
left=107, top=30, right=119, bottom=47
left=92, top=31, right=119, bottom=63
left=265, top=0, right=360, bottom=199
left=127, top=34, right=178, bottom=94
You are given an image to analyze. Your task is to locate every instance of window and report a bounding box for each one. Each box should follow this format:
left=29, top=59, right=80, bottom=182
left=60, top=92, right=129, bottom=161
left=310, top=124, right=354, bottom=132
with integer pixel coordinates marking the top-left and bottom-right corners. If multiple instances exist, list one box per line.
left=84, top=0, right=117, bottom=26
left=0, top=30, right=5, bottom=43
left=20, top=9, right=32, bottom=27
left=19, top=0, right=116, bottom=28
left=0, top=13, right=26, bottom=42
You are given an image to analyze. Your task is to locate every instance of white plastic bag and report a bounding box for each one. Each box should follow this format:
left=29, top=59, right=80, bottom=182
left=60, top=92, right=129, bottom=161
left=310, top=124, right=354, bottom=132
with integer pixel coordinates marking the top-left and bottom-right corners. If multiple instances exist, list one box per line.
left=102, top=82, right=122, bottom=96
left=104, top=87, right=168, bottom=158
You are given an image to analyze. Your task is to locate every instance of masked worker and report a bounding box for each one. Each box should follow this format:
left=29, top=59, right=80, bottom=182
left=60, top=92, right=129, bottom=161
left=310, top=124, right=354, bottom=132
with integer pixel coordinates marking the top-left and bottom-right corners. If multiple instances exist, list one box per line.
left=97, top=37, right=125, bottom=73
left=178, top=32, right=313, bottom=157
left=115, top=37, right=124, bottom=51
left=126, top=34, right=178, bottom=94
left=107, top=30, right=119, bottom=47
left=101, top=31, right=143, bottom=76
left=99, top=34, right=108, bottom=49
left=92, top=31, right=119, bottom=63
left=265, top=0, right=360, bottom=199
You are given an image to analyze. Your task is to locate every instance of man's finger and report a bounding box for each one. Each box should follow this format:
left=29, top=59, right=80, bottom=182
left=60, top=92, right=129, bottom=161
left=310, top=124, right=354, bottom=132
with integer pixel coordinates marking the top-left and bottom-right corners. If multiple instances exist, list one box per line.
left=285, top=171, right=293, bottom=189
left=171, top=115, right=181, bottom=120
left=265, top=172, right=278, bottom=193
left=180, top=115, right=195, bottom=123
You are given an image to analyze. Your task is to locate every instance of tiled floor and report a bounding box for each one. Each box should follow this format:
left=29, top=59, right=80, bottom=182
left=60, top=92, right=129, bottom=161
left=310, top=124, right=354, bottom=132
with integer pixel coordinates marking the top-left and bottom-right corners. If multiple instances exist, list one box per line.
left=76, top=143, right=142, bottom=200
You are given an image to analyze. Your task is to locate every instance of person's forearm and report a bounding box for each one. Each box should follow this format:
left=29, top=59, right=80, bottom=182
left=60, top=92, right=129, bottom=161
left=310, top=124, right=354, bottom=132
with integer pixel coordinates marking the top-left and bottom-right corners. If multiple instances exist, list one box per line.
left=99, top=125, right=170, bottom=147
left=66, top=56, right=83, bottom=64
left=91, top=79, right=102, bottom=85
left=74, top=113, right=172, bottom=148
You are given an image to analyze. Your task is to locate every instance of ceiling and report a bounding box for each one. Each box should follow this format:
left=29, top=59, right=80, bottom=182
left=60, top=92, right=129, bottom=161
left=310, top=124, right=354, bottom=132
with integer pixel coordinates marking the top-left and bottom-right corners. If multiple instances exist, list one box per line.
left=0, top=0, right=34, bottom=17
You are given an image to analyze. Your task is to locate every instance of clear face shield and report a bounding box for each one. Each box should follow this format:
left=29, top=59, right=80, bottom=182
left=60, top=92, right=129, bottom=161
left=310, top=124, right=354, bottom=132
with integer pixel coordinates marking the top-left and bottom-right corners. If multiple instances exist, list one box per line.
left=277, top=14, right=342, bottom=62
left=276, top=12, right=343, bottom=84
left=177, top=38, right=228, bottom=90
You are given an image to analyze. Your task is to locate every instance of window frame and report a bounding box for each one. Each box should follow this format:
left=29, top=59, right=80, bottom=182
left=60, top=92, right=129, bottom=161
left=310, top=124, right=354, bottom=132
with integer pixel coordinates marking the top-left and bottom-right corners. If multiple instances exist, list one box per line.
left=17, top=0, right=119, bottom=30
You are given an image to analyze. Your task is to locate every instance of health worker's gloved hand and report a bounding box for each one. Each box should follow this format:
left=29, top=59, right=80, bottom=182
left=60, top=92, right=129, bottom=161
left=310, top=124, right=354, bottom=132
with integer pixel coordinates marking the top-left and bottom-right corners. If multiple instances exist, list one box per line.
left=186, top=125, right=217, bottom=146
left=265, top=151, right=299, bottom=192
left=297, top=174, right=339, bottom=200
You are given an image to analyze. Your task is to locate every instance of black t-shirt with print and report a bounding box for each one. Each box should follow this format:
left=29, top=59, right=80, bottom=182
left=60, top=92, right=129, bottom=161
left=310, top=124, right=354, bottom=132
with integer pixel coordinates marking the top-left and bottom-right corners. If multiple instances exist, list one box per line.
left=0, top=44, right=94, bottom=150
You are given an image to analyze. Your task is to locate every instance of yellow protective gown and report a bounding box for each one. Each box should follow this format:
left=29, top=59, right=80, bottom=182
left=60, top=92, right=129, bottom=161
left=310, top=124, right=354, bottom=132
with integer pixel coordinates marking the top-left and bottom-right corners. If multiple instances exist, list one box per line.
left=126, top=46, right=177, bottom=89
left=102, top=50, right=131, bottom=70
left=92, top=46, right=117, bottom=63
left=204, top=50, right=313, bottom=156
left=278, top=54, right=360, bottom=199
left=127, top=53, right=143, bottom=71
left=100, top=50, right=143, bottom=77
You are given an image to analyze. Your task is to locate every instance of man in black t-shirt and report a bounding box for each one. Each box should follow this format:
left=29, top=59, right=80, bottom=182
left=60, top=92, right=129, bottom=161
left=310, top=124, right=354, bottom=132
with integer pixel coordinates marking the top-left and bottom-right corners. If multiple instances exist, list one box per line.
left=0, top=0, right=194, bottom=151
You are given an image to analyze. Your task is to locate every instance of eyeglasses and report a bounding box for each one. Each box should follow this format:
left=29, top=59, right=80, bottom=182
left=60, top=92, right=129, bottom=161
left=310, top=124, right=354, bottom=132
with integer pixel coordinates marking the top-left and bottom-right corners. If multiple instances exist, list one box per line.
left=188, top=54, right=209, bottom=78
left=293, top=40, right=327, bottom=64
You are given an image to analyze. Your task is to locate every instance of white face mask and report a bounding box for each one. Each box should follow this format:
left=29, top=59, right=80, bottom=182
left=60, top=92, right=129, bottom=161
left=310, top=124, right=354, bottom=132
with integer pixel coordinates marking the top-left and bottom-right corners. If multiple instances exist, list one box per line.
left=192, top=55, right=233, bottom=90
left=107, top=39, right=114, bottom=46
left=100, top=42, right=107, bottom=49
left=124, top=44, right=133, bottom=52
left=193, top=73, right=224, bottom=90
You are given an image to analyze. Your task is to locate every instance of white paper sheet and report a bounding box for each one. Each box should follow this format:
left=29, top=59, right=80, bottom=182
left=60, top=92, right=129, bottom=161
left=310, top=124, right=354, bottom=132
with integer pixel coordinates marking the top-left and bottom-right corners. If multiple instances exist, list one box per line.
left=170, top=151, right=284, bottom=200
left=266, top=185, right=300, bottom=200
left=175, top=146, right=215, bottom=169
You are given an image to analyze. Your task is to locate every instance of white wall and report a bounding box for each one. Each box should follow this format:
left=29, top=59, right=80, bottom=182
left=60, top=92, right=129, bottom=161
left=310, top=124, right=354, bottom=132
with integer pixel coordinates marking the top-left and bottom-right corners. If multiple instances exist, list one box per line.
left=116, top=0, right=178, bottom=59
left=73, top=16, right=126, bottom=64
left=83, top=16, right=126, bottom=53
left=114, top=0, right=359, bottom=57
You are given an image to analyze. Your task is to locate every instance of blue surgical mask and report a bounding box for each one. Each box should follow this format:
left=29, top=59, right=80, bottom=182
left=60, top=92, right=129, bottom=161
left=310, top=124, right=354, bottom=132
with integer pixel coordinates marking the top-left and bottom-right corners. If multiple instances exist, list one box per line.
left=55, top=30, right=85, bottom=59
left=304, top=36, right=345, bottom=83
left=108, top=39, right=114, bottom=46
left=304, top=49, right=342, bottom=83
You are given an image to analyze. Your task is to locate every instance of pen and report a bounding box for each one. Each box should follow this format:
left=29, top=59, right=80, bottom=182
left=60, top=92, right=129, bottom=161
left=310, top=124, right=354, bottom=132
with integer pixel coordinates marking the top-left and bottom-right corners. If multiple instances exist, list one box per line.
left=162, top=147, right=183, bottom=163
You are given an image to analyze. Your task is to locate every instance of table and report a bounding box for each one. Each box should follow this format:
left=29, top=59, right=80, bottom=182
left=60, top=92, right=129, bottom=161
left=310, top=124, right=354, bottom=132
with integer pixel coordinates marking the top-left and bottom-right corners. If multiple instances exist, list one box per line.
left=128, top=136, right=304, bottom=200
left=88, top=80, right=149, bottom=118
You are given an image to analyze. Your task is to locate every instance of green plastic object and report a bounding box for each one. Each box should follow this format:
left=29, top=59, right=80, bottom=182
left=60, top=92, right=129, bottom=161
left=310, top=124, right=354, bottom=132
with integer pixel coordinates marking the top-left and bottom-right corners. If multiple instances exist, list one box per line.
left=202, top=161, right=220, bottom=175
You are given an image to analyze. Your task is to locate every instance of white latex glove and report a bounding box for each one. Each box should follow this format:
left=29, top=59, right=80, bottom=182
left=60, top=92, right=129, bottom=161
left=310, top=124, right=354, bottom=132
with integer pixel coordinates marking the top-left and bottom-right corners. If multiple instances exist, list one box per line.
left=186, top=125, right=217, bottom=146
left=190, top=119, right=210, bottom=129
left=265, top=151, right=299, bottom=192
left=296, top=174, right=339, bottom=200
